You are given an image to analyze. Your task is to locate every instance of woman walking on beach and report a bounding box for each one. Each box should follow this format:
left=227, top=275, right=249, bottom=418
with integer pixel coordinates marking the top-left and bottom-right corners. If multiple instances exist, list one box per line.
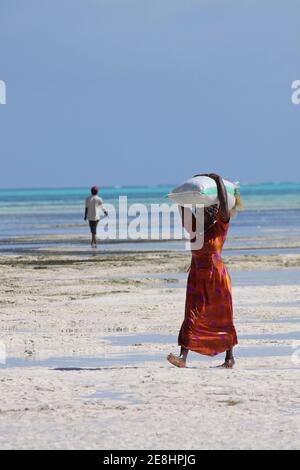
left=168, top=174, right=240, bottom=369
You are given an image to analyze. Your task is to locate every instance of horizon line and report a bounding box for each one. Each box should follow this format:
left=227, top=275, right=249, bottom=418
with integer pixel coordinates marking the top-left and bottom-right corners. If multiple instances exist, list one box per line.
left=0, top=180, right=300, bottom=191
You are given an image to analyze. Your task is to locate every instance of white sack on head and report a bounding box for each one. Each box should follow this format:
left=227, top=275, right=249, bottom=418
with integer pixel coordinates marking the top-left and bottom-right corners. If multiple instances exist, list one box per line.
left=168, top=176, right=239, bottom=210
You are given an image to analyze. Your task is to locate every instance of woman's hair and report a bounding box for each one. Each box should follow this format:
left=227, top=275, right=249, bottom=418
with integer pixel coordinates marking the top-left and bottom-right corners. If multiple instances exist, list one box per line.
left=205, top=204, right=219, bottom=225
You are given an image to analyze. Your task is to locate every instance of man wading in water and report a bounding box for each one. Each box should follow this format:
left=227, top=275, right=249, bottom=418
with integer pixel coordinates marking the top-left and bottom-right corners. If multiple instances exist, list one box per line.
left=84, top=186, right=108, bottom=248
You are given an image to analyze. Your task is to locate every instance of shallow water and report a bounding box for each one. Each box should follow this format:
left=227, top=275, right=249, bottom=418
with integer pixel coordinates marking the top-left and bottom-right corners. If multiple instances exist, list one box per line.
left=239, top=332, right=300, bottom=340
left=0, top=352, right=165, bottom=369
left=105, top=331, right=300, bottom=346
left=104, top=333, right=176, bottom=346
left=0, top=347, right=295, bottom=370
left=1, top=243, right=300, bottom=257
left=1, top=184, right=300, bottom=259
left=147, top=269, right=300, bottom=288
left=232, top=269, right=300, bottom=286
left=263, top=317, right=300, bottom=324
left=1, top=334, right=298, bottom=369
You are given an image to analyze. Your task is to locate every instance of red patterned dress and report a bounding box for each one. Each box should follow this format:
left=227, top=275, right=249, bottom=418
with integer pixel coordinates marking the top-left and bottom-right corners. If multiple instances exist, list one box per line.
left=178, top=212, right=238, bottom=356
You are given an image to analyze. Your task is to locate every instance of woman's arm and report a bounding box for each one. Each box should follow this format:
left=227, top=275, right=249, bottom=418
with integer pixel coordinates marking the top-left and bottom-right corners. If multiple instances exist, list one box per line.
left=208, top=174, right=230, bottom=223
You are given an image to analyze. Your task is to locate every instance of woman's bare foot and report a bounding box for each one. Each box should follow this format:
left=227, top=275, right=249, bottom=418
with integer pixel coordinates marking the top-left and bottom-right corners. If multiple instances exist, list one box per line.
left=167, top=353, right=186, bottom=368
left=217, top=358, right=235, bottom=369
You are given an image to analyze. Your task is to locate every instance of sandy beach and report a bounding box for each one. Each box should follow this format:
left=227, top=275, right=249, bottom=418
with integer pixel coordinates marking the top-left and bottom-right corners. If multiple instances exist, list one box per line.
left=0, top=250, right=299, bottom=449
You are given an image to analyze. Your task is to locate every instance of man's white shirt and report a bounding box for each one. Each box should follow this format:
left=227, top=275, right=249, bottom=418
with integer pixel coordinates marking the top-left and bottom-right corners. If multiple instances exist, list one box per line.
left=85, top=195, right=105, bottom=221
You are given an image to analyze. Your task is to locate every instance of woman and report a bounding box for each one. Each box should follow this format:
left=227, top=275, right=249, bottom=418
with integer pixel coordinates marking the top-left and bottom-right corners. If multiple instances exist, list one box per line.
left=167, top=173, right=240, bottom=369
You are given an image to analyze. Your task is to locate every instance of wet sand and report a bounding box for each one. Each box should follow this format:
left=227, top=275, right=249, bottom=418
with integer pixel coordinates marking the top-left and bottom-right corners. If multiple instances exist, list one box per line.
left=0, top=251, right=299, bottom=449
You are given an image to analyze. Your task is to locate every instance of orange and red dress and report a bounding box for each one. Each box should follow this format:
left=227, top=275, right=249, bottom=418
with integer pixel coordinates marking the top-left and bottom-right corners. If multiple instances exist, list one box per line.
left=178, top=212, right=238, bottom=356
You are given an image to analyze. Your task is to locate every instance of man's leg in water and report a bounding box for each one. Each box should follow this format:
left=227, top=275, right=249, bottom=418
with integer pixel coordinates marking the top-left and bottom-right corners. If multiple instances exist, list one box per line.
left=91, top=233, right=97, bottom=247
left=89, top=221, right=98, bottom=247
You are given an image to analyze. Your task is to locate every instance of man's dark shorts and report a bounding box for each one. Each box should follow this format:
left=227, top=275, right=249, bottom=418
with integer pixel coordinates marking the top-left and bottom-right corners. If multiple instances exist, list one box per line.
left=89, top=220, right=99, bottom=235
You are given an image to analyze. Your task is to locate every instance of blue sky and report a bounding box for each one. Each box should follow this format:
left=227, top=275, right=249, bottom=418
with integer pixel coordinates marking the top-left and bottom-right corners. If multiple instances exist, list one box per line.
left=0, top=0, right=299, bottom=188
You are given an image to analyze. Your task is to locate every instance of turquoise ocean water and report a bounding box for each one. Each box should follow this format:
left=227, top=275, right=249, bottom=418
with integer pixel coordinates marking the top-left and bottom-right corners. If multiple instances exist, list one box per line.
left=0, top=183, right=300, bottom=254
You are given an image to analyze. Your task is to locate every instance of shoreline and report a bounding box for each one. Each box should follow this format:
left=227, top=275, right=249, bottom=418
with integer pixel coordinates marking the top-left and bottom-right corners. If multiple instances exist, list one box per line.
left=1, top=232, right=300, bottom=259
left=1, top=251, right=300, bottom=270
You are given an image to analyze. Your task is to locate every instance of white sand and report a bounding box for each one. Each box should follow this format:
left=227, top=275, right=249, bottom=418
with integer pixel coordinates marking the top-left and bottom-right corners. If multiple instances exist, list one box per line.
left=0, top=252, right=299, bottom=449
